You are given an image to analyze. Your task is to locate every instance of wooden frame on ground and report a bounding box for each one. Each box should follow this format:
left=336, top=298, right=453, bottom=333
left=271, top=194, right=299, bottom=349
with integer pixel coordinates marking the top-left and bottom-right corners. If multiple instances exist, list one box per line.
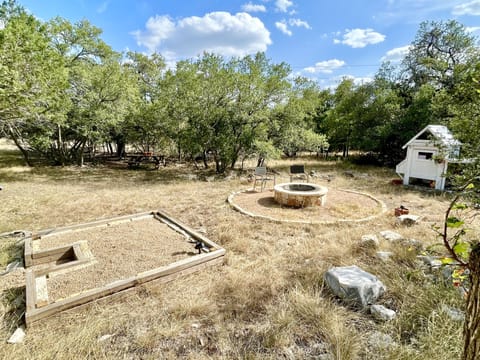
left=24, top=210, right=225, bottom=327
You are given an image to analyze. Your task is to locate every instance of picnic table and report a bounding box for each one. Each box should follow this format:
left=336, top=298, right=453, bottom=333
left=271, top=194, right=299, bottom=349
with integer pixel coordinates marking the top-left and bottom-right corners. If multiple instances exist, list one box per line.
left=126, top=153, right=165, bottom=169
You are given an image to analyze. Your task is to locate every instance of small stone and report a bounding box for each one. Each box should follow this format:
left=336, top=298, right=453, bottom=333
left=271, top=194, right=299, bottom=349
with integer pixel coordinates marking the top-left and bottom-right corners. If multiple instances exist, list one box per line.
left=370, top=304, right=396, bottom=321
left=376, top=251, right=393, bottom=262
left=7, top=327, right=25, bottom=344
left=368, top=331, right=395, bottom=349
left=343, top=171, right=355, bottom=178
left=380, top=230, right=403, bottom=242
left=191, top=323, right=201, bottom=329
left=397, top=214, right=420, bottom=226
left=417, top=255, right=442, bottom=268
left=402, top=238, right=424, bottom=251
left=441, top=305, right=465, bottom=322
left=98, top=334, right=114, bottom=342
left=361, top=234, right=379, bottom=248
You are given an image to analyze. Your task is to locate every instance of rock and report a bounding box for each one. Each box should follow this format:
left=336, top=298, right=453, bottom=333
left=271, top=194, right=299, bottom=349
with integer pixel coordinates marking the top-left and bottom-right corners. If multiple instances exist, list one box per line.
left=324, top=265, right=386, bottom=307
left=380, top=230, right=403, bottom=242
left=368, top=331, right=395, bottom=349
left=441, top=305, right=465, bottom=322
left=370, top=304, right=396, bottom=321
left=397, top=214, right=420, bottom=226
left=191, top=323, right=201, bottom=329
left=361, top=234, right=379, bottom=248
left=402, top=238, right=424, bottom=251
left=7, top=327, right=25, bottom=344
left=98, top=334, right=114, bottom=342
left=376, top=251, right=393, bottom=262
left=417, top=255, right=442, bottom=268
left=343, top=171, right=355, bottom=178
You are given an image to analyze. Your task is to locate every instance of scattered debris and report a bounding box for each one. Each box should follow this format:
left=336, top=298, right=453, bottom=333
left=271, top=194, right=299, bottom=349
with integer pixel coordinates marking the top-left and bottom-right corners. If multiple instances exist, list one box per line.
left=376, top=251, right=393, bottom=262
left=417, top=255, right=442, bottom=269
left=7, top=327, right=25, bottom=344
left=98, top=334, right=114, bottom=342
left=361, top=234, right=379, bottom=248
left=368, top=331, right=395, bottom=350
left=394, top=205, right=409, bottom=216
left=370, top=304, right=396, bottom=321
left=397, top=214, right=420, bottom=226
left=1, top=261, right=23, bottom=276
left=441, top=305, right=465, bottom=322
left=380, top=230, right=403, bottom=242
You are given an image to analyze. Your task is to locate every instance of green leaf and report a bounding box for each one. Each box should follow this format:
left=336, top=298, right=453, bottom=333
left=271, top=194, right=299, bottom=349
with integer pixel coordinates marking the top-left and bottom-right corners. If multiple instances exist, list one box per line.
left=447, top=216, right=464, bottom=228
left=452, top=268, right=468, bottom=281
left=453, top=242, right=470, bottom=259
left=452, top=203, right=468, bottom=210
left=440, top=257, right=455, bottom=265
left=466, top=183, right=475, bottom=190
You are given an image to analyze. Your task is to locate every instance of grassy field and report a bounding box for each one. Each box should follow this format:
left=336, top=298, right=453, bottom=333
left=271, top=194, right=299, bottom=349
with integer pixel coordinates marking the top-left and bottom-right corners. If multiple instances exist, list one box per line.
left=0, top=141, right=467, bottom=359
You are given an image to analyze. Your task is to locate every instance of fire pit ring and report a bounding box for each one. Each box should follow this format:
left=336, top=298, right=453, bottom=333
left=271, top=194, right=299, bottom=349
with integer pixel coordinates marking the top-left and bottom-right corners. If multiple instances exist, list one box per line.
left=274, top=182, right=328, bottom=208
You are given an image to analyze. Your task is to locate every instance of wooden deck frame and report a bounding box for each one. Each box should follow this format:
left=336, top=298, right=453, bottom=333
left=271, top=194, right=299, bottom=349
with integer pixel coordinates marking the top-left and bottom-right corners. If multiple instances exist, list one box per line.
left=24, top=210, right=225, bottom=327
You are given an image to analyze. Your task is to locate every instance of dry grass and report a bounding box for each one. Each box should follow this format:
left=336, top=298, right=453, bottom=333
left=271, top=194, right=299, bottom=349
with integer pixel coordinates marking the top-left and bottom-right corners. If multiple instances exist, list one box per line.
left=0, top=143, right=469, bottom=359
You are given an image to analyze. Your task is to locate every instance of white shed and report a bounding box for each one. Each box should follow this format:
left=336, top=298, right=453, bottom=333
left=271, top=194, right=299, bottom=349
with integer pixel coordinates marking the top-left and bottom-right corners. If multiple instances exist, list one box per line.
left=396, top=125, right=461, bottom=190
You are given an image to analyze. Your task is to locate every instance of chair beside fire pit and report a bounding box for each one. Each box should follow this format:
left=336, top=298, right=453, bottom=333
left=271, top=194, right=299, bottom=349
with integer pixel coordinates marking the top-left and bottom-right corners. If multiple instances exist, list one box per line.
left=289, top=164, right=309, bottom=183
left=253, top=166, right=276, bottom=192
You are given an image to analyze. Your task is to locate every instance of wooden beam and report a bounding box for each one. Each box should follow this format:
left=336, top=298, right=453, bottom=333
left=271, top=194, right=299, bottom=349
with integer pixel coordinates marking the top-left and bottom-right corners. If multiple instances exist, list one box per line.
left=25, top=255, right=224, bottom=326
left=25, top=270, right=36, bottom=312
left=154, top=210, right=222, bottom=249
left=34, top=258, right=92, bottom=277
left=24, top=237, right=33, bottom=267
left=31, top=244, right=73, bottom=259
left=35, top=276, right=49, bottom=308
left=38, top=212, right=154, bottom=238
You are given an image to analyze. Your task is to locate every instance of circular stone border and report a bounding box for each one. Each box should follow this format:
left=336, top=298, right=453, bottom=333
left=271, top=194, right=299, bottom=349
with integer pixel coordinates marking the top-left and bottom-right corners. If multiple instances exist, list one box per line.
left=227, top=187, right=388, bottom=225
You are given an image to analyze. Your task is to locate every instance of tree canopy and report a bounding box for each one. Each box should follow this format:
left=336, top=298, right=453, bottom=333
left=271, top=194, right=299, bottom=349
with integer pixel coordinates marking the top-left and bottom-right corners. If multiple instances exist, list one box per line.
left=1, top=2, right=479, bottom=172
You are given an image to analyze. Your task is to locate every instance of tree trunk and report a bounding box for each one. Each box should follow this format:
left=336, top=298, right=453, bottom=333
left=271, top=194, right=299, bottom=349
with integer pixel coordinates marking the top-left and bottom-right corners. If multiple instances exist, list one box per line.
left=464, top=243, right=480, bottom=360
left=8, top=127, right=32, bottom=166
left=202, top=150, right=209, bottom=169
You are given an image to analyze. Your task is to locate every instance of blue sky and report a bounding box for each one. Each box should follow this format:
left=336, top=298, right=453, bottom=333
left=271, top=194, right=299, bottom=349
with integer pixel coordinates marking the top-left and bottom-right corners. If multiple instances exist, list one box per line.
left=19, top=0, right=480, bottom=89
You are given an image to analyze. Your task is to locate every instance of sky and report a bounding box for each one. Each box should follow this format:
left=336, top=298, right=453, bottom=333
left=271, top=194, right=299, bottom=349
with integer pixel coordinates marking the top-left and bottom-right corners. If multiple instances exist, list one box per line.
left=18, top=0, right=480, bottom=89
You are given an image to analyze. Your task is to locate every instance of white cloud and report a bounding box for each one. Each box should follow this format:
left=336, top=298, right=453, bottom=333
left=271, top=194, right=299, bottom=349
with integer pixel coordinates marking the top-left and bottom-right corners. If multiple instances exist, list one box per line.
left=132, top=12, right=272, bottom=60
left=348, top=75, right=374, bottom=85
left=381, top=45, right=411, bottom=62
left=304, top=59, right=345, bottom=74
left=336, top=28, right=386, bottom=48
left=97, top=1, right=108, bottom=14
left=466, top=26, right=480, bottom=33
left=275, top=20, right=292, bottom=36
left=241, top=2, right=266, bottom=13
left=275, top=0, right=293, bottom=13
left=453, top=0, right=480, bottom=16
left=289, top=18, right=311, bottom=29
left=275, top=17, right=310, bottom=36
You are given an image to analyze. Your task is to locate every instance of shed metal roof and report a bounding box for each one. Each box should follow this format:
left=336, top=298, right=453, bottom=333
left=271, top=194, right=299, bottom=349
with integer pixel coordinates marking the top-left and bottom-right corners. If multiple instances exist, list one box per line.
left=402, top=125, right=461, bottom=149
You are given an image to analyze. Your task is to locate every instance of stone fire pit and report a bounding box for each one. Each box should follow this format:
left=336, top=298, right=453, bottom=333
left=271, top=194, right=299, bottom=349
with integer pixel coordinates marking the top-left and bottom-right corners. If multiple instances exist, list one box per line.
left=274, top=183, right=328, bottom=208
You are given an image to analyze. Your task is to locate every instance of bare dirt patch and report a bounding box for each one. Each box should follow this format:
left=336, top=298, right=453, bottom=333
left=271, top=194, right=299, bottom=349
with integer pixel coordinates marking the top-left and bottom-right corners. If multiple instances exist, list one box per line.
left=230, top=188, right=384, bottom=223
left=38, top=218, right=197, bottom=301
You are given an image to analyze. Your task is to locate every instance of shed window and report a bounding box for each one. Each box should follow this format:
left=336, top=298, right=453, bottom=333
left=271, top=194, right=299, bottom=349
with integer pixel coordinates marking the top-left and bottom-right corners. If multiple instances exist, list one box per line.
left=418, top=152, right=433, bottom=160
